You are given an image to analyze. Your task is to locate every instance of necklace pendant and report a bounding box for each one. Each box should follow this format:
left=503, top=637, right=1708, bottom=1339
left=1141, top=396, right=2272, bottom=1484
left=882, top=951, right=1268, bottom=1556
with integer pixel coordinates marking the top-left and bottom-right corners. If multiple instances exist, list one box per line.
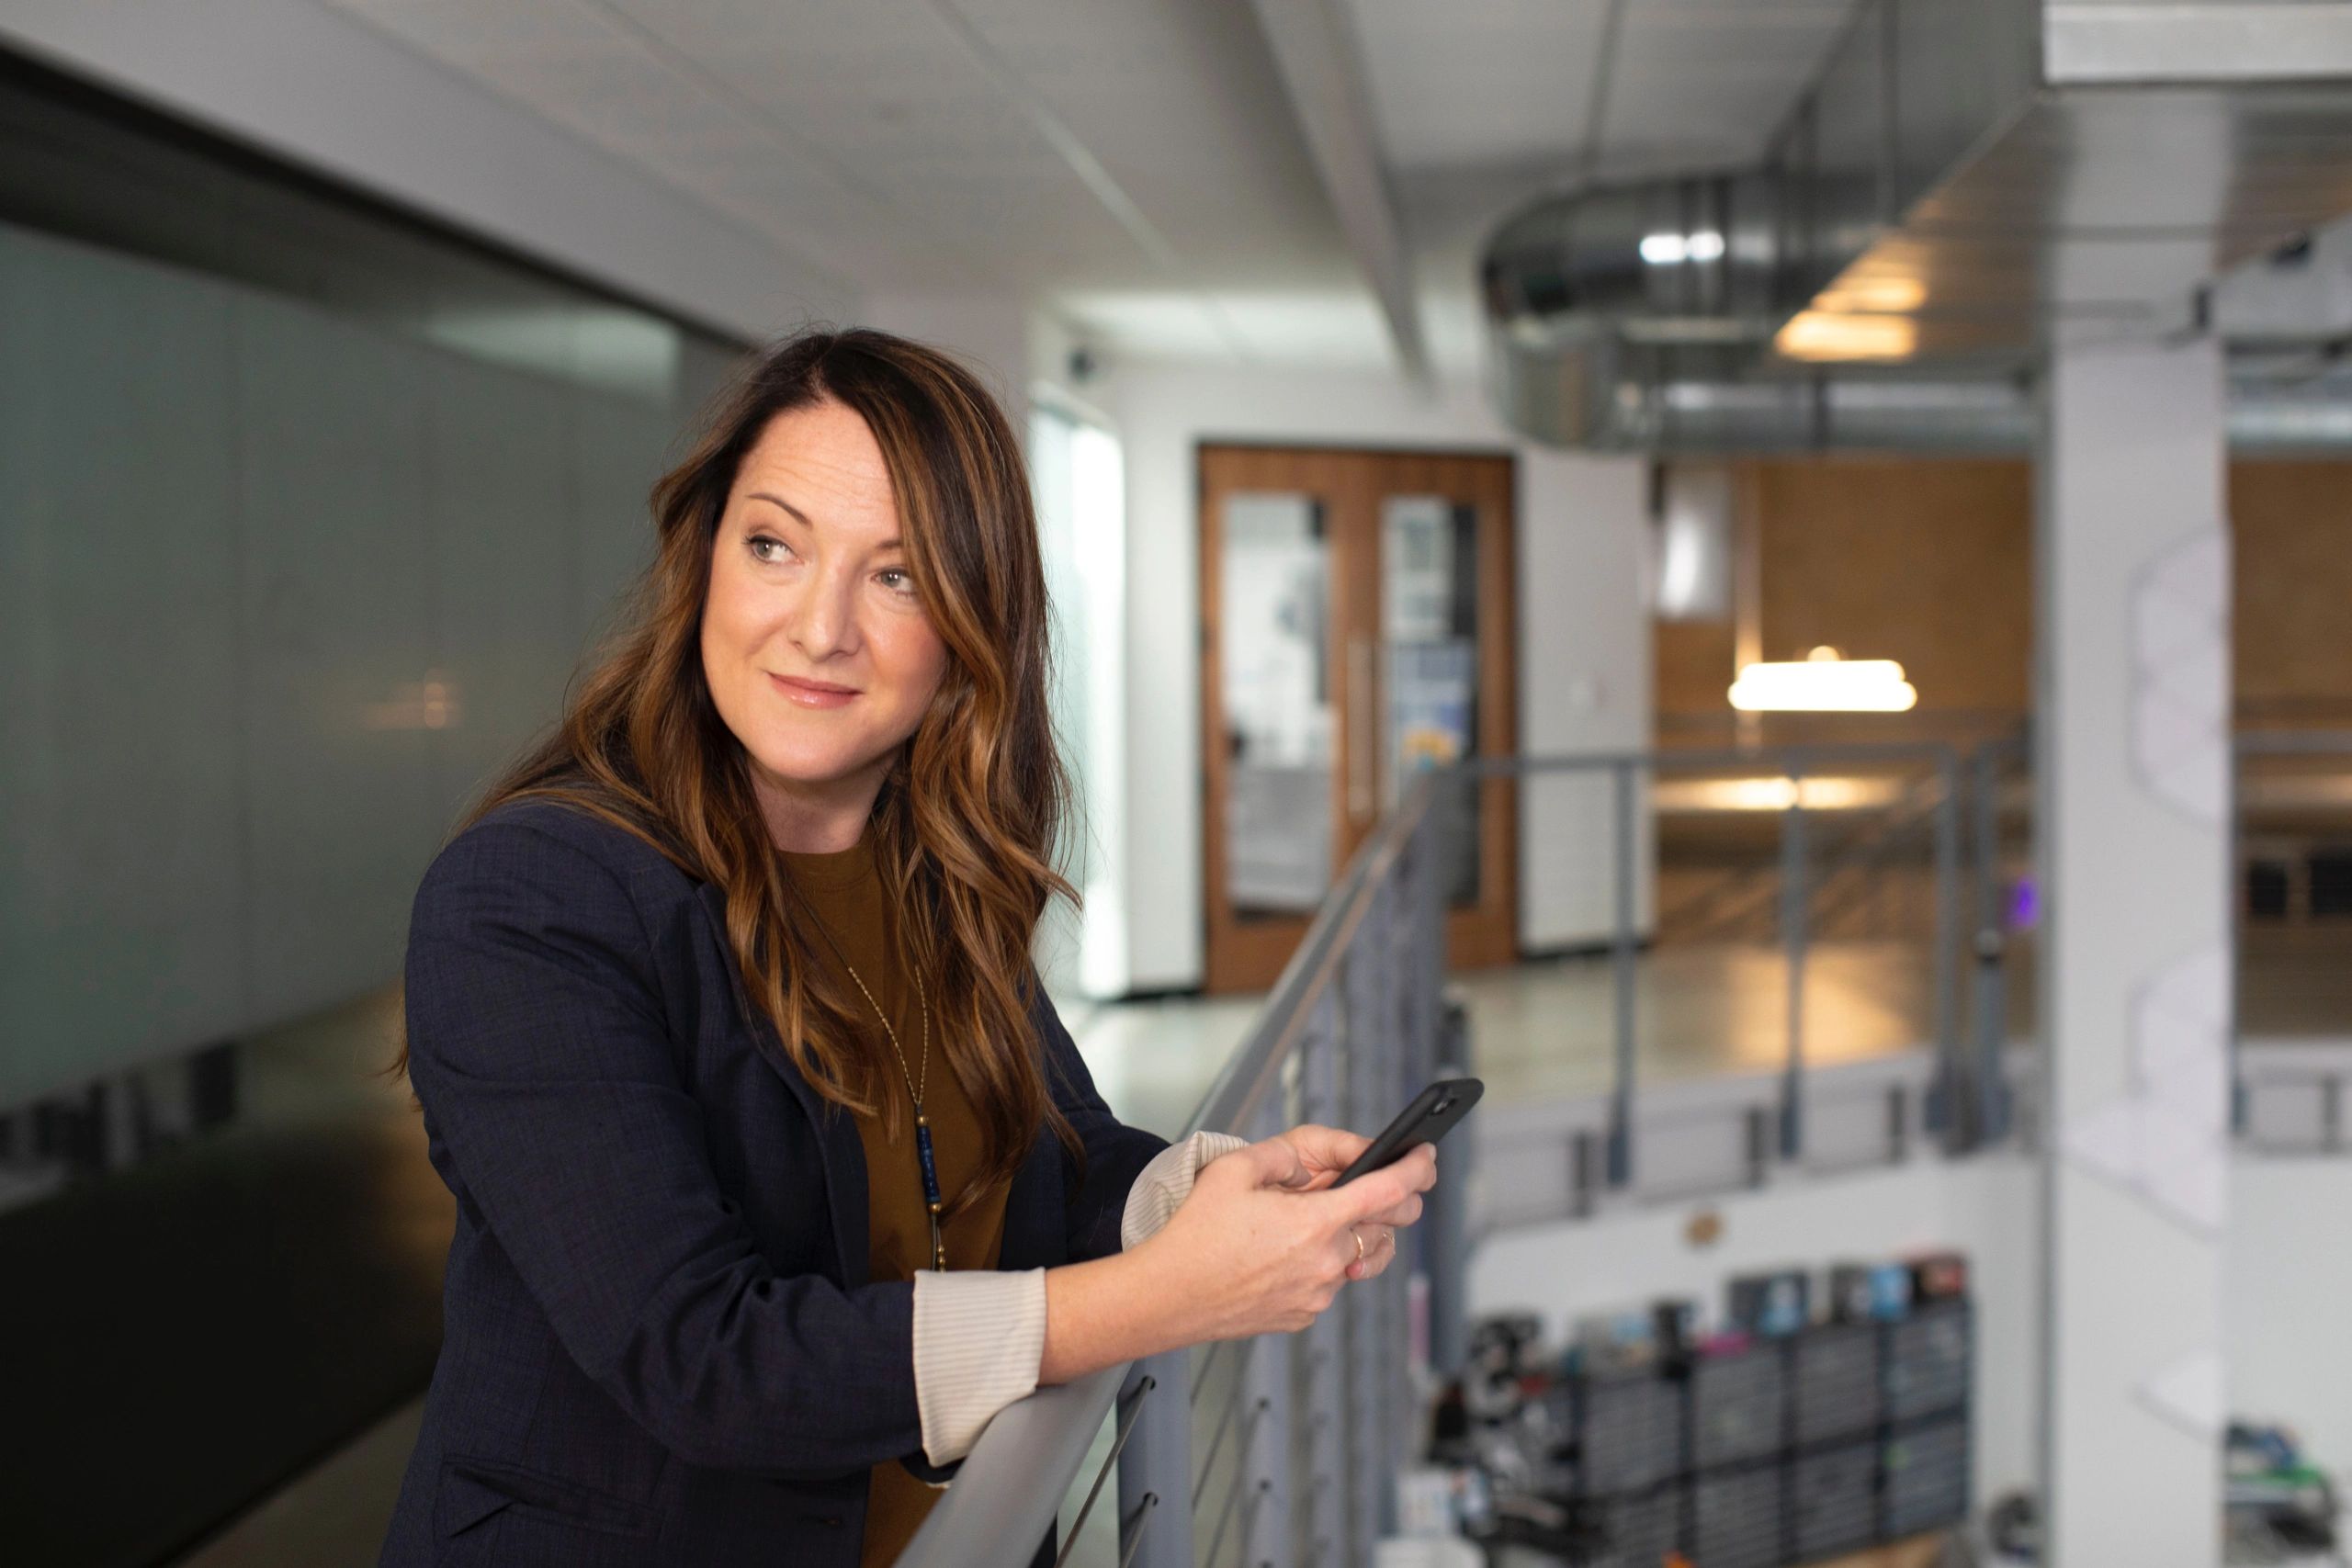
left=916, top=1118, right=945, bottom=1270
left=913, top=1118, right=943, bottom=1209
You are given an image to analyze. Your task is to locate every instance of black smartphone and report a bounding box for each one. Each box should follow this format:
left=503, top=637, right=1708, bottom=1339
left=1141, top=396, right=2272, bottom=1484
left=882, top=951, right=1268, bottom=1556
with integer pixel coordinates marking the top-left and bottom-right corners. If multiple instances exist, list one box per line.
left=1331, top=1077, right=1484, bottom=1187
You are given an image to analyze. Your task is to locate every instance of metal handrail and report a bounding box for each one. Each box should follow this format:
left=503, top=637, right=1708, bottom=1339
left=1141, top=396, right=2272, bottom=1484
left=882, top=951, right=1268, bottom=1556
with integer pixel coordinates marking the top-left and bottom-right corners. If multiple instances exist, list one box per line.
left=900, top=734, right=2045, bottom=1567
left=2237, top=728, right=2352, bottom=756
left=896, top=771, right=1447, bottom=1568
left=1182, top=770, right=1441, bottom=1142
left=1658, top=761, right=1953, bottom=946
left=1460, top=738, right=1976, bottom=776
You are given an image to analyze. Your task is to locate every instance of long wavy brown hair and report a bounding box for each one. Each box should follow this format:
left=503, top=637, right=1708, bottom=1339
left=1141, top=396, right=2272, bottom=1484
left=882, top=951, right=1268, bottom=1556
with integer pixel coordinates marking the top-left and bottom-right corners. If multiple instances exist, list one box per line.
left=387, top=326, right=1085, bottom=1216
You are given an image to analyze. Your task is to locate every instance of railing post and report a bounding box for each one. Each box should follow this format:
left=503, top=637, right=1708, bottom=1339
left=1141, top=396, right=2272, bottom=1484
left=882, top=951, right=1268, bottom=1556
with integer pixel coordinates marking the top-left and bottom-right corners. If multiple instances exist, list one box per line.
left=1340, top=927, right=1385, bottom=1561
left=1347, top=1239, right=1383, bottom=1560
left=1115, top=1351, right=1193, bottom=1568
left=2229, top=737, right=2246, bottom=1135
left=1427, top=993, right=1474, bottom=1379
left=1216, top=1077, right=1293, bottom=1567
left=1301, top=1311, right=1347, bottom=1565
left=1609, top=759, right=1638, bottom=1188
left=1780, top=764, right=1808, bottom=1162
left=1971, top=740, right=2013, bottom=1144
left=1381, top=1198, right=1413, bottom=1533
left=1239, top=1325, right=1292, bottom=1568
left=1298, top=991, right=1347, bottom=1562
left=1227, top=1087, right=1294, bottom=1568
left=1374, top=875, right=1415, bottom=1545
left=1931, top=747, right=1962, bottom=1151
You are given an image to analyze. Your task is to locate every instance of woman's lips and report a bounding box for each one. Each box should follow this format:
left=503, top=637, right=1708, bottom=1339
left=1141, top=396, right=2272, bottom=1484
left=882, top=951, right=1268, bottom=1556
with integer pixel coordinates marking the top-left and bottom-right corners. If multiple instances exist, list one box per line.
left=768, top=672, right=859, bottom=709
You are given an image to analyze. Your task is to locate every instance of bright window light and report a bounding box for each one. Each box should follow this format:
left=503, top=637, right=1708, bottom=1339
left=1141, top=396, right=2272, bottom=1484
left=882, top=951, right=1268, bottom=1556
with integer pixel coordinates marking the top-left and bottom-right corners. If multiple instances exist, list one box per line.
left=1686, top=230, right=1726, bottom=263
left=1729, top=649, right=1918, bottom=712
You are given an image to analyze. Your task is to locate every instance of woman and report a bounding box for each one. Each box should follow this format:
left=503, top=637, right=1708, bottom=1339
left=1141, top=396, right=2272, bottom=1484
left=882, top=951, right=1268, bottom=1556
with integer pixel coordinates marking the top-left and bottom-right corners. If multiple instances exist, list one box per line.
left=376, top=327, right=1438, bottom=1568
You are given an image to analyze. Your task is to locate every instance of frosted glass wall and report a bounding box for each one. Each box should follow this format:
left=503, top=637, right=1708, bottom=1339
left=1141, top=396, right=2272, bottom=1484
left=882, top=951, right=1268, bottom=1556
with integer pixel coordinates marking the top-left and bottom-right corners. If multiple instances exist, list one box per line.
left=0, top=220, right=720, bottom=1106
left=1028, top=403, right=1129, bottom=998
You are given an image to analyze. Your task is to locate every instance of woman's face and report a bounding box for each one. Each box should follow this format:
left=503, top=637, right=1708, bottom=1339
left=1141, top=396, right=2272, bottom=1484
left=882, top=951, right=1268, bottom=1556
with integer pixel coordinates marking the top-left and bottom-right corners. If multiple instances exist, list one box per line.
left=700, top=399, right=950, bottom=819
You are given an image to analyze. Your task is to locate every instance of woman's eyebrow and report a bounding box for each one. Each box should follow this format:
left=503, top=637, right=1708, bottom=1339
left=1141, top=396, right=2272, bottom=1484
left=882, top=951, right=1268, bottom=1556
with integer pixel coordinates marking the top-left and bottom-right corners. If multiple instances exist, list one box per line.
left=745, top=490, right=900, bottom=549
left=747, top=491, right=812, bottom=525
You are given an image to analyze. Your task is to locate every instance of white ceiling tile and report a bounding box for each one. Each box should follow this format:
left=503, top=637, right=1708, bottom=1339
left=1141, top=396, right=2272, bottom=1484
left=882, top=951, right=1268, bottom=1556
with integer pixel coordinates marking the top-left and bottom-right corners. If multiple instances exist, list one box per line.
left=315, top=0, right=1859, bottom=373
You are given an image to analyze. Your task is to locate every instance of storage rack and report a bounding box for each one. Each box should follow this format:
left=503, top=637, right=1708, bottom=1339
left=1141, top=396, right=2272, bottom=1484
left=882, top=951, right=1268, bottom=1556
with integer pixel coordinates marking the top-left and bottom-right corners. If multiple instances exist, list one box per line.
left=1557, top=1297, right=1974, bottom=1565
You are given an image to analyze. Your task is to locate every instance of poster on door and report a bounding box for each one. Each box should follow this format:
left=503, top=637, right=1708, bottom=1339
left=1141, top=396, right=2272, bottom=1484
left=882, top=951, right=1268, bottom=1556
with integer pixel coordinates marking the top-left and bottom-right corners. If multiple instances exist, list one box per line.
left=1388, top=638, right=1475, bottom=801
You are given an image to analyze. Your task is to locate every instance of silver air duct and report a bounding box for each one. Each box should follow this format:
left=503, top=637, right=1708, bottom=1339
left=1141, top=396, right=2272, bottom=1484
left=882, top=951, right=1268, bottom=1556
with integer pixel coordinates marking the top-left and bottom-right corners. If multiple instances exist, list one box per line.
left=1483, top=0, right=2352, bottom=454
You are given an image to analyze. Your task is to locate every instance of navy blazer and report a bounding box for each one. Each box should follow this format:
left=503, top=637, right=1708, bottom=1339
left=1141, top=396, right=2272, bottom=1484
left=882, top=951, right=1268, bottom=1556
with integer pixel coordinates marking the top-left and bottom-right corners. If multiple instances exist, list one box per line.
left=377, top=798, right=1169, bottom=1568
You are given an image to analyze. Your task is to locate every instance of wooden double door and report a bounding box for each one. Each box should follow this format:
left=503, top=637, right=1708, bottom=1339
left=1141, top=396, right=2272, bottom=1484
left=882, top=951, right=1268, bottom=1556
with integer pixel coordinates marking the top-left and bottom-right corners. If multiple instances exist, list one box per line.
left=1199, top=444, right=1520, bottom=995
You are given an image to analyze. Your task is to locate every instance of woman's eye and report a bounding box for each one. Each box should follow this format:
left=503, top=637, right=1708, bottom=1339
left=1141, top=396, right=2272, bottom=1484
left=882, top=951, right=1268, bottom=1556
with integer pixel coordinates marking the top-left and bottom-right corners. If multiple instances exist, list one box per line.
left=748, top=534, right=793, bottom=564
left=877, top=569, right=915, bottom=595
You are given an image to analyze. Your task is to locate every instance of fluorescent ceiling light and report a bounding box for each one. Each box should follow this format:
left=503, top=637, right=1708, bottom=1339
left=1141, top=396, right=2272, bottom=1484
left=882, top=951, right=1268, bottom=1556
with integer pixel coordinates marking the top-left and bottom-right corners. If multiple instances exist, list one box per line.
left=1639, top=231, right=1725, bottom=265
left=1730, top=649, right=1918, bottom=712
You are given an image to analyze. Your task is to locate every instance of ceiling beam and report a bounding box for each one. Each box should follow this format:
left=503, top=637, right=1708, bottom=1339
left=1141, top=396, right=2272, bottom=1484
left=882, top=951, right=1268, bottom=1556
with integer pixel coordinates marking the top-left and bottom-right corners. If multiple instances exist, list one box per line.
left=1247, top=0, right=1431, bottom=384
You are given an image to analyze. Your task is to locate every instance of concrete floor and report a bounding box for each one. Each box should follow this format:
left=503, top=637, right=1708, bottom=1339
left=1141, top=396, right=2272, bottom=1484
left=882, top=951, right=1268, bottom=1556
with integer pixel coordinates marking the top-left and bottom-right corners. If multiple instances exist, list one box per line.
left=176, top=1401, right=427, bottom=1568
left=1, top=987, right=449, bottom=1568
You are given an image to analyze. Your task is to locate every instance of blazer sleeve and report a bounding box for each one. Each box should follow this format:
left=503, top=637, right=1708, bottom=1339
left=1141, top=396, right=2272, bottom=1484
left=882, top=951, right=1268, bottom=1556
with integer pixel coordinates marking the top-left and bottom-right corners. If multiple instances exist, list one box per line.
left=401, top=815, right=923, bottom=1481
left=1025, top=974, right=1173, bottom=1263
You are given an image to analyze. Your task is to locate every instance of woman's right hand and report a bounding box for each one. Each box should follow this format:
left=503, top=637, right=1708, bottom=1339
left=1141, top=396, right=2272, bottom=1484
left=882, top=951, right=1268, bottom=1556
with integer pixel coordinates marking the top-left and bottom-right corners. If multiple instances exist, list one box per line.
left=1136, top=1136, right=1439, bottom=1343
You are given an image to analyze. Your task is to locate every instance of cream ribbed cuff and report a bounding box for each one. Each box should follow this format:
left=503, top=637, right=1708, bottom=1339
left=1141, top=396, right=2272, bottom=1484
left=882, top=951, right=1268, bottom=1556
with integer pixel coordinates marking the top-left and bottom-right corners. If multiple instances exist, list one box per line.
left=911, top=1266, right=1047, bottom=1468
left=905, top=1131, right=1250, bottom=1468
left=1119, top=1131, right=1252, bottom=1249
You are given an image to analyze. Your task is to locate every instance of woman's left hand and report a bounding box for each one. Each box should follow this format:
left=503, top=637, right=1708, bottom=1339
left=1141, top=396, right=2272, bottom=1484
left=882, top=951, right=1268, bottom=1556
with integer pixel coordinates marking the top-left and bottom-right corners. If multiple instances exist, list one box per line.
left=1263, top=1123, right=1428, bottom=1281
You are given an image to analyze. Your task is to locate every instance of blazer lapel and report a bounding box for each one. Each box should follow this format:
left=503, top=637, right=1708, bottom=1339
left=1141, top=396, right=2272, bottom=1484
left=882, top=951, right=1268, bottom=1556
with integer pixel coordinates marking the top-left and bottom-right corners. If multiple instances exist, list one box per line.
left=695, top=883, right=1076, bottom=1282
left=696, top=881, right=870, bottom=1289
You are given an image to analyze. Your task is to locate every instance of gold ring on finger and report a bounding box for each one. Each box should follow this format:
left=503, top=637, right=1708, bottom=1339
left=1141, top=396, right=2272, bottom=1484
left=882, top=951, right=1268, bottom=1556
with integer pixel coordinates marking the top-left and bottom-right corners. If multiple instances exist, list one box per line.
left=1351, top=1227, right=1365, bottom=1265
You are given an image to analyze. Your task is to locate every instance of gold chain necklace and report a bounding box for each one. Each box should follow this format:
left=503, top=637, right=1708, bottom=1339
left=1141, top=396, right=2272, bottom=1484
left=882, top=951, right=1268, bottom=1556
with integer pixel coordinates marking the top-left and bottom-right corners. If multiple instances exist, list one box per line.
left=810, top=919, right=946, bottom=1271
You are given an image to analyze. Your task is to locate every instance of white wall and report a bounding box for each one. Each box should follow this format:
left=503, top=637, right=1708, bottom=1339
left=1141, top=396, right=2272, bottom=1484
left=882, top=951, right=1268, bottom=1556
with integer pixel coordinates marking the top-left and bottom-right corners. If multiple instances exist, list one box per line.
left=1468, top=1156, right=2046, bottom=1513
left=1100, top=363, right=1652, bottom=993
left=2228, top=1158, right=2352, bottom=1502
left=0, top=0, right=853, bottom=339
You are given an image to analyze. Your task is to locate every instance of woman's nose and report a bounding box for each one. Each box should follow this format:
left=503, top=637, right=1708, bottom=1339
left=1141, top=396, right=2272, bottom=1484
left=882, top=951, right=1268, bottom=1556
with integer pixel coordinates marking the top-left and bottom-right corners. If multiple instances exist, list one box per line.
left=785, top=567, right=859, bottom=658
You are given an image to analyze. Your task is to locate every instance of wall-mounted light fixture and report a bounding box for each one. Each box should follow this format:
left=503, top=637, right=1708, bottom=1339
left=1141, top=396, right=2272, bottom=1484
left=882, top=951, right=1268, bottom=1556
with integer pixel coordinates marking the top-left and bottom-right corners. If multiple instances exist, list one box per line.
left=1729, top=647, right=1918, bottom=712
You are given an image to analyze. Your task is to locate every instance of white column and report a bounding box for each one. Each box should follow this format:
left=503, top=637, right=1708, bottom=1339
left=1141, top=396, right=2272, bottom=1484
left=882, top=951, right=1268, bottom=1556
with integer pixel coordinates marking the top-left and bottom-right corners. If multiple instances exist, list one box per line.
left=2037, top=332, right=2231, bottom=1565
